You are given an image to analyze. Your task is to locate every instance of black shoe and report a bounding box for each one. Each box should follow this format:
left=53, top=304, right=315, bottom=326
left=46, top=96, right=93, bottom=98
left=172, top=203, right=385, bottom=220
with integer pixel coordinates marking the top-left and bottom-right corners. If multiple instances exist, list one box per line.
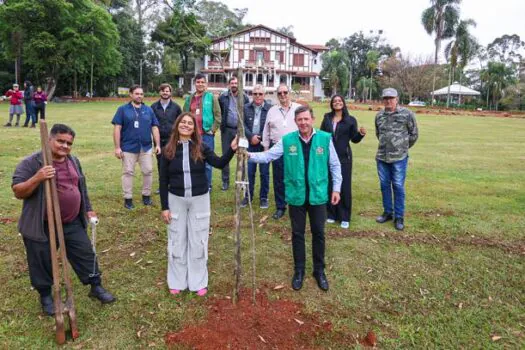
left=40, top=294, right=55, bottom=316
left=291, top=270, right=305, bottom=290
left=394, top=217, right=405, bottom=231
left=142, top=195, right=153, bottom=206
left=15, top=123, right=19, bottom=127
left=240, top=197, right=249, bottom=208
left=260, top=199, right=269, bottom=209
left=4, top=122, right=12, bottom=127
left=313, top=271, right=329, bottom=291
left=124, top=198, right=134, bottom=209
left=22, top=123, right=28, bottom=127
left=376, top=212, right=393, bottom=223
left=30, top=123, right=36, bottom=128
left=88, top=285, right=116, bottom=304
left=221, top=182, right=229, bottom=191
left=272, top=209, right=285, bottom=220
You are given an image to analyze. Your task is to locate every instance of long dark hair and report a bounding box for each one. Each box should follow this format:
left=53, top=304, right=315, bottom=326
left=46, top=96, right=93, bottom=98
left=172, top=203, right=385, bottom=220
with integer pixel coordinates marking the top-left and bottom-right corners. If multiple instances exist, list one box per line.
left=163, top=112, right=203, bottom=162
left=328, top=94, right=350, bottom=119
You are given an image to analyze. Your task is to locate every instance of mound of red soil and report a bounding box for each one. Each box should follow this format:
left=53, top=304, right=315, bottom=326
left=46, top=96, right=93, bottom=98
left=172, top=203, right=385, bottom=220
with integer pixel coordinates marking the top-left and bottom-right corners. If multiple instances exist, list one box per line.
left=165, top=288, right=333, bottom=349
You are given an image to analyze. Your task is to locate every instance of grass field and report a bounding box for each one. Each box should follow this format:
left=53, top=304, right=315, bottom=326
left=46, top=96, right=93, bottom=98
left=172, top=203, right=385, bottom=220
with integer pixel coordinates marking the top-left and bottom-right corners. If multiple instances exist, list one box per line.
left=0, top=100, right=524, bottom=349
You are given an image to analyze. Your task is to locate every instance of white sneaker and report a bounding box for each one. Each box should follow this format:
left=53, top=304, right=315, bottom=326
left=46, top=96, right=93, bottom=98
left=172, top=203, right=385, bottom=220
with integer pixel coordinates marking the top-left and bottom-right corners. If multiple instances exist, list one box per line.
left=340, top=221, right=349, bottom=229
left=326, top=219, right=335, bottom=224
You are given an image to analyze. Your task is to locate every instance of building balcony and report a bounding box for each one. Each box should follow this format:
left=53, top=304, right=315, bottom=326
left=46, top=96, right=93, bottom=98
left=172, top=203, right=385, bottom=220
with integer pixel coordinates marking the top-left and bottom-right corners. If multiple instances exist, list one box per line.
left=244, top=60, right=276, bottom=68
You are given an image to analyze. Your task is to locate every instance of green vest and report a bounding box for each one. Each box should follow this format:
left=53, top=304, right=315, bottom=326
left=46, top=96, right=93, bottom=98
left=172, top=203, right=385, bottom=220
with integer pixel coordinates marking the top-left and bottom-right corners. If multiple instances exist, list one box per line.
left=282, top=130, right=331, bottom=206
left=184, top=92, right=214, bottom=132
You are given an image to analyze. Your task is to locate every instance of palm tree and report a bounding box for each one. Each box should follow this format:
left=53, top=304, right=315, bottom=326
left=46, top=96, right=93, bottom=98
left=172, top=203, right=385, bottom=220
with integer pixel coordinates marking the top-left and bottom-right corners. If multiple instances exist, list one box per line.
left=320, top=50, right=350, bottom=96
left=480, top=62, right=517, bottom=110
left=422, top=0, right=461, bottom=104
left=444, top=19, right=479, bottom=106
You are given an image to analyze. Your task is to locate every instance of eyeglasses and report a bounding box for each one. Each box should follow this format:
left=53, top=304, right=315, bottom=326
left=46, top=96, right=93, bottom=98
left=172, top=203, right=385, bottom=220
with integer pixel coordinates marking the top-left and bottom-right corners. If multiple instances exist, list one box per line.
left=277, top=91, right=288, bottom=96
left=253, top=93, right=264, bottom=96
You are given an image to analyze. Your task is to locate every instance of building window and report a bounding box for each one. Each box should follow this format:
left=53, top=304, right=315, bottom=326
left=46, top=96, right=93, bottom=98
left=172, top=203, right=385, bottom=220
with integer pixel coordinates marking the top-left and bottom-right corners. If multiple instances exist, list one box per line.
left=293, top=54, right=304, bottom=66
left=239, top=49, right=244, bottom=60
left=276, top=51, right=284, bottom=64
left=250, top=37, right=271, bottom=44
left=314, top=59, right=317, bottom=64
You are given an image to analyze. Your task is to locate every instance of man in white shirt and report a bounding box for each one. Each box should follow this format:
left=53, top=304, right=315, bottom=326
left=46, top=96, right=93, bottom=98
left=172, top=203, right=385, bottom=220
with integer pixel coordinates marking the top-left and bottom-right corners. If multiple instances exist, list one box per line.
left=261, top=84, right=301, bottom=219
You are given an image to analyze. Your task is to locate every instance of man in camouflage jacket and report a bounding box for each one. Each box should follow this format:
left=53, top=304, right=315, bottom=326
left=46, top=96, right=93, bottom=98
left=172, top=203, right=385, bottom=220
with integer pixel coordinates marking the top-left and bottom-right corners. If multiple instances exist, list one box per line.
left=374, top=88, right=418, bottom=231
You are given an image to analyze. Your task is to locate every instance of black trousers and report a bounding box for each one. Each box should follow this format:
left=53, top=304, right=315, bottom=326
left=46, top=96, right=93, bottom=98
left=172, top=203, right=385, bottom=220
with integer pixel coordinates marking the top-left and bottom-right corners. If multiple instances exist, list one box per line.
left=34, top=102, right=46, bottom=120
left=271, top=142, right=286, bottom=210
left=327, top=161, right=352, bottom=222
left=23, top=217, right=100, bottom=295
left=221, top=127, right=237, bottom=185
left=289, top=203, right=327, bottom=272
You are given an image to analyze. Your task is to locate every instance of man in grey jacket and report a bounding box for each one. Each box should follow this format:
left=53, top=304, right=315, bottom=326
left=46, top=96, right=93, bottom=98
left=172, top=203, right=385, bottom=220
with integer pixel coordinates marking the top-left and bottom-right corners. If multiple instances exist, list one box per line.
left=12, top=124, right=115, bottom=316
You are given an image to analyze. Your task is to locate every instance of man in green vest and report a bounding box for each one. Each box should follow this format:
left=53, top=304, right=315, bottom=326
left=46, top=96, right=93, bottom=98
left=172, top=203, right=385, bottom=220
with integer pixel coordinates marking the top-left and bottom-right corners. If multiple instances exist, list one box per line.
left=183, top=73, right=221, bottom=190
left=249, top=105, right=342, bottom=291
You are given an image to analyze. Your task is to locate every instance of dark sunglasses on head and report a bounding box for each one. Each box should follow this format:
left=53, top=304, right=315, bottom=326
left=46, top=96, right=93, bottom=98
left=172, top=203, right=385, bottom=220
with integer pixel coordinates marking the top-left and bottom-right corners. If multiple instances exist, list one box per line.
left=277, top=91, right=288, bottom=95
left=253, top=93, right=264, bottom=96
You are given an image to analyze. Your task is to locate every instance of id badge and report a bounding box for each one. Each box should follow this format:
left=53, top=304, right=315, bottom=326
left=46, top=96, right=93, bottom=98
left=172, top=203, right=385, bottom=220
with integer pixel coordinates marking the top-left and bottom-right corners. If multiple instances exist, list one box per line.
left=134, top=121, right=139, bottom=128
left=196, top=108, right=201, bottom=115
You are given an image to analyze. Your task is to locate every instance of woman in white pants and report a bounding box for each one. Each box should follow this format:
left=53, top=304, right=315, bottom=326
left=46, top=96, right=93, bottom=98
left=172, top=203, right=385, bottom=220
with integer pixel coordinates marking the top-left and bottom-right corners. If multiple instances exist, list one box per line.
left=159, top=112, right=237, bottom=296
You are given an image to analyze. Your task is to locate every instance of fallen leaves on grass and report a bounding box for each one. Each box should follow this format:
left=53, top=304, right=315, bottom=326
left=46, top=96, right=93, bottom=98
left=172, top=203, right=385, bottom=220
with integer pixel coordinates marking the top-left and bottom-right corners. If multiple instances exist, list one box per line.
left=491, top=335, right=502, bottom=341
left=0, top=217, right=16, bottom=224
left=273, top=284, right=285, bottom=290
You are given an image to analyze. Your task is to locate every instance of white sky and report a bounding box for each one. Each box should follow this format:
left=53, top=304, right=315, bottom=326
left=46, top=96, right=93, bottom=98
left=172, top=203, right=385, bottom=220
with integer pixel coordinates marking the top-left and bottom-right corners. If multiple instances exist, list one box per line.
left=221, top=0, right=525, bottom=62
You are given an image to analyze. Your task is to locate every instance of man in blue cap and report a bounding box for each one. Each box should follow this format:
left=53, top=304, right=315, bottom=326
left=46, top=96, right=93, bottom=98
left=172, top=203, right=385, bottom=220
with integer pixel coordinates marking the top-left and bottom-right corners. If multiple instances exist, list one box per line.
left=374, top=88, right=418, bottom=231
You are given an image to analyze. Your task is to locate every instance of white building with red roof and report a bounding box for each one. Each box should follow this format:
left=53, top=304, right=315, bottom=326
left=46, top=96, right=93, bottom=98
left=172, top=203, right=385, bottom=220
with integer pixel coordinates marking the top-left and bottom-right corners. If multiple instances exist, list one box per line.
left=194, top=24, right=328, bottom=100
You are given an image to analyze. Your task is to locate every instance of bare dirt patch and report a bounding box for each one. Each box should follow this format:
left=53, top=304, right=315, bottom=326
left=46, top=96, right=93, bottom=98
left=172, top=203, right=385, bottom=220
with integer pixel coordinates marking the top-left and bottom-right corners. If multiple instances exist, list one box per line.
left=165, top=288, right=342, bottom=349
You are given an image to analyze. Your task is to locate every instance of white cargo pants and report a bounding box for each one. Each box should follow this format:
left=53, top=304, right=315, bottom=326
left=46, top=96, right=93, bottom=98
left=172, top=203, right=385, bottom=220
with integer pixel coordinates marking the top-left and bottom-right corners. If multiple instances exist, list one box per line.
left=167, top=192, right=210, bottom=291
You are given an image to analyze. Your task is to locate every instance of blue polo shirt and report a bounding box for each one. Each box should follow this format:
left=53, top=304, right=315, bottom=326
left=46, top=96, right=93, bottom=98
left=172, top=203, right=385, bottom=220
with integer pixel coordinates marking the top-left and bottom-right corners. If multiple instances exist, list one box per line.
left=112, top=102, right=159, bottom=153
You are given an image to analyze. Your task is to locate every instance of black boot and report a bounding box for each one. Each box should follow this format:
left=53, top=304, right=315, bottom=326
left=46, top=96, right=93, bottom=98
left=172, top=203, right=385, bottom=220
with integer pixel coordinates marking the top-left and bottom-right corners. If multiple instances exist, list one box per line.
left=124, top=198, right=134, bottom=209
left=291, top=270, right=305, bottom=291
left=142, top=195, right=153, bottom=206
left=88, top=285, right=116, bottom=304
left=375, top=212, right=393, bottom=223
left=313, top=271, right=329, bottom=291
left=394, top=217, right=405, bottom=231
left=40, top=294, right=55, bottom=316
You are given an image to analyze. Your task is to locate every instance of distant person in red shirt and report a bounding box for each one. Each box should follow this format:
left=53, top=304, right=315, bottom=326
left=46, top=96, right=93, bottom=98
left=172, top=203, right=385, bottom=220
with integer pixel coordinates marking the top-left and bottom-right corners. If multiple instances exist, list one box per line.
left=4, top=83, right=24, bottom=127
left=32, top=86, right=48, bottom=120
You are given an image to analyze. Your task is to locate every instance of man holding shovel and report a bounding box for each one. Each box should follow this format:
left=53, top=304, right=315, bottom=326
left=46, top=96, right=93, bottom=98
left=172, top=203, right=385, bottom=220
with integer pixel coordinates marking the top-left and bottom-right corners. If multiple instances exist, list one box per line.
left=12, top=124, right=115, bottom=316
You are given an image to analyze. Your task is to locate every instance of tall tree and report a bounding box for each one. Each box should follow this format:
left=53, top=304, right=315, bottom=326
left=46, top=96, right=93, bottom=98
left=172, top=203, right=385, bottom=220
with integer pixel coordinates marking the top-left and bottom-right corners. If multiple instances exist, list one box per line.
left=366, top=50, right=380, bottom=100
left=421, top=0, right=461, bottom=104
left=444, top=19, right=479, bottom=106
left=195, top=0, right=247, bottom=38
left=339, top=31, right=396, bottom=96
left=276, top=25, right=294, bottom=38
left=320, top=50, right=350, bottom=96
left=480, top=61, right=516, bottom=110
left=0, top=0, right=122, bottom=98
left=151, top=4, right=208, bottom=75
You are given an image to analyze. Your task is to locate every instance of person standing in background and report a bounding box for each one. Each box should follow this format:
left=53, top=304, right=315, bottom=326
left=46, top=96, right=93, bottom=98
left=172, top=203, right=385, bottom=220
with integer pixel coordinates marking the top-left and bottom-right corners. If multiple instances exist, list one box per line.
left=320, top=95, right=366, bottom=229
left=32, top=86, right=48, bottom=121
left=22, top=81, right=35, bottom=127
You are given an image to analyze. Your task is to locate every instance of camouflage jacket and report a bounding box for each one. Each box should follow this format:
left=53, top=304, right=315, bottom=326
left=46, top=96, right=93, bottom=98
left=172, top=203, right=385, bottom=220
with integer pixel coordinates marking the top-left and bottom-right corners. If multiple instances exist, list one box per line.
left=375, top=106, right=418, bottom=163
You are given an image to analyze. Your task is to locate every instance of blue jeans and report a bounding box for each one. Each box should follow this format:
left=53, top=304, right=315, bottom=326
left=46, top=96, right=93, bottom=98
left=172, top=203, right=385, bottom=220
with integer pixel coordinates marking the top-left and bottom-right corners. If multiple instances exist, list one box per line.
left=246, top=144, right=269, bottom=201
left=202, top=133, right=214, bottom=188
left=377, top=157, right=408, bottom=218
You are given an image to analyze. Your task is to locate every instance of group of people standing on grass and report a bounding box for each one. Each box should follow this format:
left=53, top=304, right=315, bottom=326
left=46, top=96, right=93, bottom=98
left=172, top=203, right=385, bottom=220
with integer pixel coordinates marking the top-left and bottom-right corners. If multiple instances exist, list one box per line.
left=11, top=74, right=418, bottom=317
left=3, top=81, right=47, bottom=127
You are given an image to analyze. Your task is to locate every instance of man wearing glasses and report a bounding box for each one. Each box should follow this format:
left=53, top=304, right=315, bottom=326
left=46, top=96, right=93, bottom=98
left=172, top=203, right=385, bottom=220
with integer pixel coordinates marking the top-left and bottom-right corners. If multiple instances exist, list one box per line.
left=261, top=84, right=301, bottom=219
left=241, top=84, right=272, bottom=208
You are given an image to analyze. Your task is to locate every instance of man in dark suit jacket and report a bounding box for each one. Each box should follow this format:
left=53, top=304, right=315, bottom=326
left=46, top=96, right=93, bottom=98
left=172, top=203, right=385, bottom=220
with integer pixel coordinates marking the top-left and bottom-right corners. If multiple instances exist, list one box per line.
left=242, top=84, right=271, bottom=208
left=150, top=83, right=182, bottom=193
left=218, top=76, right=249, bottom=190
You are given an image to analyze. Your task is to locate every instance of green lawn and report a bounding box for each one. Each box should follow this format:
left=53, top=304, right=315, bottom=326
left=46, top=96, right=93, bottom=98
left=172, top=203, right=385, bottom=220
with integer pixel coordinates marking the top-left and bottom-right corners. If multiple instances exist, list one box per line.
left=0, top=100, right=524, bottom=349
